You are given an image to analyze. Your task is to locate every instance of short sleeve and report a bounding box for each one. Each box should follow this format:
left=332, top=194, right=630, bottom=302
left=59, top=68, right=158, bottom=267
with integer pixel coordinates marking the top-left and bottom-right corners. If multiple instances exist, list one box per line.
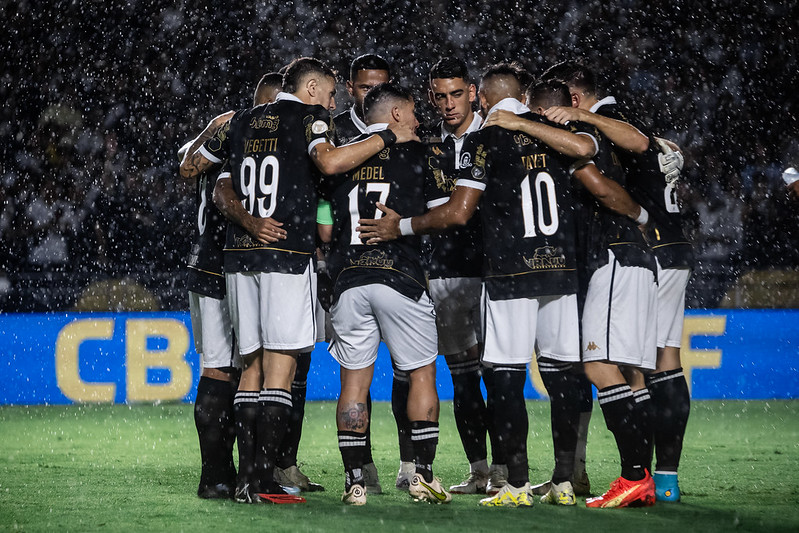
left=200, top=117, right=233, bottom=164
left=454, top=133, right=488, bottom=191
left=303, top=107, right=334, bottom=155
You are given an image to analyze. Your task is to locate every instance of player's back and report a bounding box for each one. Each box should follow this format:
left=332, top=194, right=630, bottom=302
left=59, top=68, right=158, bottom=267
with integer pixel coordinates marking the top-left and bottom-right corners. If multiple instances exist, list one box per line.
left=460, top=113, right=578, bottom=299
left=326, top=136, right=430, bottom=302
left=218, top=99, right=332, bottom=274
left=187, top=164, right=228, bottom=298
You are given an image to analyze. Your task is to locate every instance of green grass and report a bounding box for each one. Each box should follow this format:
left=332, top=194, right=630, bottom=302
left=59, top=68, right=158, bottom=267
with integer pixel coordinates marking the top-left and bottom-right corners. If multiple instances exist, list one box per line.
left=1, top=400, right=798, bottom=532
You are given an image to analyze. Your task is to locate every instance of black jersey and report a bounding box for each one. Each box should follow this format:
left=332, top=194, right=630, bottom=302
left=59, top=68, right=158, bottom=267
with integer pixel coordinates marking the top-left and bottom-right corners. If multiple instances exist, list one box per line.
left=186, top=163, right=228, bottom=299
left=333, top=106, right=367, bottom=146
left=325, top=131, right=434, bottom=303
left=457, top=111, right=578, bottom=300
left=421, top=119, right=482, bottom=279
left=573, top=118, right=655, bottom=275
left=594, top=97, right=694, bottom=269
left=201, top=95, right=333, bottom=274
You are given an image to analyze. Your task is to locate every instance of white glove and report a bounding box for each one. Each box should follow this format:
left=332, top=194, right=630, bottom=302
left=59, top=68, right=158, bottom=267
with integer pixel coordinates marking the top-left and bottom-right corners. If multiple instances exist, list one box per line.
left=655, top=138, right=684, bottom=184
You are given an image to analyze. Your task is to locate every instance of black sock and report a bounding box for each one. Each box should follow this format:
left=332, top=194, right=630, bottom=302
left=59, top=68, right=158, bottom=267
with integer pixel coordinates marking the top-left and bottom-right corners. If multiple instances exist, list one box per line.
left=194, top=377, right=237, bottom=491
left=575, top=373, right=593, bottom=474
left=255, top=388, right=293, bottom=492
left=597, top=384, right=645, bottom=481
left=633, top=387, right=655, bottom=473
left=450, top=359, right=488, bottom=464
left=195, top=377, right=237, bottom=491
left=233, top=390, right=260, bottom=488
left=392, top=369, right=414, bottom=463
left=338, top=430, right=367, bottom=490
left=491, top=365, right=529, bottom=487
left=482, top=364, right=506, bottom=465
left=411, top=421, right=439, bottom=482
left=539, top=361, right=581, bottom=484
left=278, top=352, right=310, bottom=469
left=647, top=368, right=691, bottom=472
left=364, top=392, right=375, bottom=465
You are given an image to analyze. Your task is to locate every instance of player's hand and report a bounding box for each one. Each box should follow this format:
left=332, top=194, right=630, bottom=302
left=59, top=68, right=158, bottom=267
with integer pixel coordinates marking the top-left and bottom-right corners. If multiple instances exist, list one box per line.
left=482, top=110, right=523, bottom=131
left=248, top=217, right=287, bottom=244
left=788, top=180, right=799, bottom=199
left=543, top=106, right=582, bottom=125
left=357, top=203, right=401, bottom=244
left=388, top=123, right=421, bottom=144
left=655, top=138, right=684, bottom=183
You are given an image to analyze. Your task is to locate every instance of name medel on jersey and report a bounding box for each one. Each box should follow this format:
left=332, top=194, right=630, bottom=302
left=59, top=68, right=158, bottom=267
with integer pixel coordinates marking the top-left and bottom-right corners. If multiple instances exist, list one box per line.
left=458, top=113, right=578, bottom=300
left=421, top=122, right=482, bottom=279
left=186, top=163, right=228, bottom=299
left=201, top=98, right=333, bottom=274
left=325, top=135, right=435, bottom=303
left=595, top=99, right=694, bottom=269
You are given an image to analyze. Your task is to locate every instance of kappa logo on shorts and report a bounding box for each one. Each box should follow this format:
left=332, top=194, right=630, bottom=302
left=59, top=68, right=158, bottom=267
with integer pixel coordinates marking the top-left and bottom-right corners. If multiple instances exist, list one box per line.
left=586, top=341, right=599, bottom=351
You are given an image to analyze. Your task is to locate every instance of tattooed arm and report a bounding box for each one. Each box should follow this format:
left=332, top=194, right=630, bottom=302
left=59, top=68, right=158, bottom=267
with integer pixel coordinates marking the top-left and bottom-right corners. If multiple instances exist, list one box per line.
left=179, top=111, right=234, bottom=178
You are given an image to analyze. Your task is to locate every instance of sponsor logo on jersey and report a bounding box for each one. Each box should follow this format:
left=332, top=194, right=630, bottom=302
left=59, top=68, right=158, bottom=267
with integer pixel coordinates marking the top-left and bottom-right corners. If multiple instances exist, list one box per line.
left=523, top=246, right=566, bottom=270
left=249, top=115, right=279, bottom=132
left=350, top=249, right=394, bottom=268
left=513, top=133, right=534, bottom=146
left=233, top=233, right=259, bottom=248
left=586, top=341, right=599, bottom=351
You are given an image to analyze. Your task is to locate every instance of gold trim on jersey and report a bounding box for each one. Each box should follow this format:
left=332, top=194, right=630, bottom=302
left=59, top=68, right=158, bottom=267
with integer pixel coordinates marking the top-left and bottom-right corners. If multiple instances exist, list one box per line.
left=651, top=241, right=692, bottom=249
left=338, top=265, right=427, bottom=290
left=483, top=268, right=576, bottom=279
left=187, top=265, right=224, bottom=278
left=224, top=247, right=312, bottom=255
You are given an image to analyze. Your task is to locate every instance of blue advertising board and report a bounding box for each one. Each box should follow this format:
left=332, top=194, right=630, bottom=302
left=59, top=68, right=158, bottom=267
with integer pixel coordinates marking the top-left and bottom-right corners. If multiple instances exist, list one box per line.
left=0, top=309, right=797, bottom=405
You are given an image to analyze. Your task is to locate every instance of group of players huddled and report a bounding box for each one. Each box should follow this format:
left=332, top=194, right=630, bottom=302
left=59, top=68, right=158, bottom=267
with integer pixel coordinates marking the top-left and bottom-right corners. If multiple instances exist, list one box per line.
left=178, top=52, right=693, bottom=509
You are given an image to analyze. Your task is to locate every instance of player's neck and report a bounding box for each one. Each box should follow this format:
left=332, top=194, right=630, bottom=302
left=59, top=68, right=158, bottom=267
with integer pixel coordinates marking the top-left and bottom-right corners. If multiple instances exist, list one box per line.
left=445, top=111, right=475, bottom=139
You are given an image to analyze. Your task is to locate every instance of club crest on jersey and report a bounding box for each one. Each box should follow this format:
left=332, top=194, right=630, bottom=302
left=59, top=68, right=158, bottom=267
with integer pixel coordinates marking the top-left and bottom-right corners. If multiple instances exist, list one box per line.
left=311, top=120, right=328, bottom=134
left=350, top=249, right=394, bottom=268
left=523, top=246, right=566, bottom=270
left=206, top=121, right=230, bottom=151
left=459, top=152, right=472, bottom=169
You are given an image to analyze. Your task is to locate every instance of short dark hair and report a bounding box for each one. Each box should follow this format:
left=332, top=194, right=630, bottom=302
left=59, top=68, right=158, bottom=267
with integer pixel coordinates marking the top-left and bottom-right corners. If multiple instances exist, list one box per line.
left=429, top=57, right=470, bottom=83
left=363, top=83, right=413, bottom=122
left=350, top=54, right=391, bottom=81
left=542, top=59, right=596, bottom=95
left=254, top=72, right=283, bottom=104
left=480, top=61, right=531, bottom=89
left=526, top=79, right=572, bottom=109
left=283, top=57, right=336, bottom=94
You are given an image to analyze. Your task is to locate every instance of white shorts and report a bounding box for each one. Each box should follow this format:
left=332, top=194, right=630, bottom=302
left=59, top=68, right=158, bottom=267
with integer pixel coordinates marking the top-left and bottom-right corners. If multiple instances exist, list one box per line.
left=329, top=284, right=438, bottom=372
left=581, top=250, right=657, bottom=370
left=656, top=261, right=691, bottom=348
left=315, top=297, right=327, bottom=343
left=481, top=288, right=580, bottom=366
left=226, top=264, right=317, bottom=355
left=189, top=291, right=238, bottom=369
left=428, top=277, right=481, bottom=355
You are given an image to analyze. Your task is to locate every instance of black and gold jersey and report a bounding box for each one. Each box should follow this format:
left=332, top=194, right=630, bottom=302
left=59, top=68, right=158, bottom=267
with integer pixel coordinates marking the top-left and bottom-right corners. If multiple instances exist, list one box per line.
left=457, top=111, right=578, bottom=300
left=422, top=119, right=483, bottom=280
left=574, top=110, right=654, bottom=275
left=325, top=130, right=435, bottom=303
left=201, top=94, right=333, bottom=274
left=333, top=106, right=367, bottom=146
left=186, top=163, right=228, bottom=299
left=594, top=97, right=694, bottom=269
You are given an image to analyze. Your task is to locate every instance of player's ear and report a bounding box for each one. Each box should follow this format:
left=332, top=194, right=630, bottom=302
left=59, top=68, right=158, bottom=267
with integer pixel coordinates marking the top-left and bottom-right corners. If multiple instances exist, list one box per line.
left=570, top=92, right=580, bottom=108
left=391, top=105, right=402, bottom=123
left=307, top=77, right=318, bottom=97
left=468, top=84, right=477, bottom=103
left=346, top=80, right=355, bottom=97
left=427, top=89, right=436, bottom=108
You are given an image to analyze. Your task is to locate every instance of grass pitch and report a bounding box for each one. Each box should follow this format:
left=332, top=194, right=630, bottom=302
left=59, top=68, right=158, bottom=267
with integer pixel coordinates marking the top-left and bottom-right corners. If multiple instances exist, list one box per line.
left=1, top=400, right=798, bottom=532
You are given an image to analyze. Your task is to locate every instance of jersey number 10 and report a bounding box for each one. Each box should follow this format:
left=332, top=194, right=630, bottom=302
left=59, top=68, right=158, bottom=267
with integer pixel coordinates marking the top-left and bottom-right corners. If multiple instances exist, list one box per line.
left=520, top=172, right=559, bottom=237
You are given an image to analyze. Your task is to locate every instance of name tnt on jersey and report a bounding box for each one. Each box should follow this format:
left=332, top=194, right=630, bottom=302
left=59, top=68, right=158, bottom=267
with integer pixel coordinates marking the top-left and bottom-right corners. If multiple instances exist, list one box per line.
left=521, top=153, right=548, bottom=170
left=244, top=137, right=278, bottom=154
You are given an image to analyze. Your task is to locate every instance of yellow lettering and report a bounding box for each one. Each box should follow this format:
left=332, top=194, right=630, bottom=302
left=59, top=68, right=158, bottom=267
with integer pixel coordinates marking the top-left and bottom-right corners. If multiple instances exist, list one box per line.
left=56, top=319, right=116, bottom=402
left=126, top=319, right=192, bottom=402
left=680, top=316, right=726, bottom=392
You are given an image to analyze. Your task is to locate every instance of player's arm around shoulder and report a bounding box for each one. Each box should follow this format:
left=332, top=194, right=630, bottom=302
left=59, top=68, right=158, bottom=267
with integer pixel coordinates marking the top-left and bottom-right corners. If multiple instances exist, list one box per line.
left=179, top=111, right=235, bottom=178
left=571, top=161, right=647, bottom=223
left=544, top=106, right=649, bottom=154
left=483, top=110, right=596, bottom=159
left=212, top=174, right=286, bottom=244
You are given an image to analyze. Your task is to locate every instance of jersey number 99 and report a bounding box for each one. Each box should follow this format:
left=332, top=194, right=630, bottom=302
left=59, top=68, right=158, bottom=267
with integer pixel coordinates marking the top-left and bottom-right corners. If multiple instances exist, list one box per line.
left=240, top=155, right=280, bottom=217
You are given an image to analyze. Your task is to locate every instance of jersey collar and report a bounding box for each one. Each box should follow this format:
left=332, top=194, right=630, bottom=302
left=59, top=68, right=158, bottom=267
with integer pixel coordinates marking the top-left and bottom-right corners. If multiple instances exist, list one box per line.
left=441, top=111, right=482, bottom=141
left=275, top=92, right=304, bottom=104
left=364, top=123, right=389, bottom=133
left=484, top=98, right=530, bottom=122
left=590, top=95, right=617, bottom=113
left=350, top=106, right=369, bottom=133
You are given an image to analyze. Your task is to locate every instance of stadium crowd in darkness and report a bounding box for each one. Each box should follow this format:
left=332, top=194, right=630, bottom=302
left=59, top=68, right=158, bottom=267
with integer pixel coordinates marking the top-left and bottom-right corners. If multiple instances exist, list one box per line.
left=2, top=0, right=798, bottom=311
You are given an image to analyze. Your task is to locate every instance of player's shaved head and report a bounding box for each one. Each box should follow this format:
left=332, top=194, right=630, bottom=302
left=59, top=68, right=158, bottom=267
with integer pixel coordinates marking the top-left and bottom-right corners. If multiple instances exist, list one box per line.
left=282, top=57, right=337, bottom=94
left=254, top=72, right=282, bottom=106
left=479, top=62, right=529, bottom=110
left=526, top=79, right=571, bottom=111
left=363, top=83, right=413, bottom=124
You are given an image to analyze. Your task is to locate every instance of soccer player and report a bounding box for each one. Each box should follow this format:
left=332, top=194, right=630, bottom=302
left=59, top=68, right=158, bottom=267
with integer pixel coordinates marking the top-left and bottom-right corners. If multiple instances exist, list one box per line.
left=180, top=57, right=415, bottom=504
left=416, top=56, right=498, bottom=495
left=179, top=110, right=237, bottom=500
left=334, top=54, right=391, bottom=146
left=330, top=53, right=393, bottom=493
left=324, top=82, right=450, bottom=505
left=543, top=59, right=694, bottom=502
left=541, top=60, right=659, bottom=508
left=359, top=63, right=583, bottom=508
